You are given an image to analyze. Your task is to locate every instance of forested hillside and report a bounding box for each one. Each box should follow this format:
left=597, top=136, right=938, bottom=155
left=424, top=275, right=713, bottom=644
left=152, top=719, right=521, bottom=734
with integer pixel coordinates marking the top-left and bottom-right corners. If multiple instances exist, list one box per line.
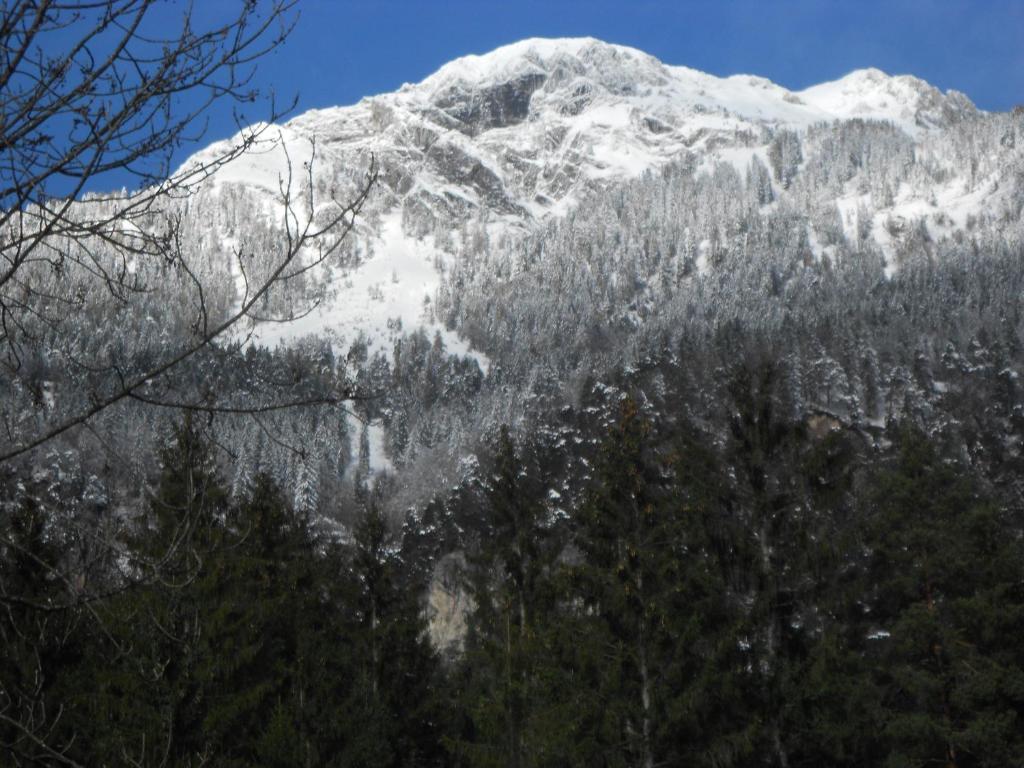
left=2, top=31, right=1024, bottom=766
left=5, top=368, right=1023, bottom=765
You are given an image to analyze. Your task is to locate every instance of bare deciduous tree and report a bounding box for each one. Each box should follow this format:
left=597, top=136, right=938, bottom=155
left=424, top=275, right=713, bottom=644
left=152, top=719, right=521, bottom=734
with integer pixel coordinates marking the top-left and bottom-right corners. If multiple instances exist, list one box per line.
left=0, top=0, right=377, bottom=464
left=0, top=3, right=376, bottom=759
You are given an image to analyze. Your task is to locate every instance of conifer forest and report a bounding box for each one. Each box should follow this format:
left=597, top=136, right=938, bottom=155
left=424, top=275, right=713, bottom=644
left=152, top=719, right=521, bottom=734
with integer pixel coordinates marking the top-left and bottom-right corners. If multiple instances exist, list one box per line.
left=1, top=3, right=1023, bottom=766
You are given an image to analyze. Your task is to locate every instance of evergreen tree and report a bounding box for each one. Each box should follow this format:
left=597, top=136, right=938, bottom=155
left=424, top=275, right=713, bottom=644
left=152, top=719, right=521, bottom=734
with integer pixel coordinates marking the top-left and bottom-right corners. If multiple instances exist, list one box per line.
left=660, top=422, right=758, bottom=767
left=862, top=427, right=1024, bottom=768
left=0, top=490, right=85, bottom=764
left=85, top=414, right=229, bottom=765
left=195, top=472, right=318, bottom=766
left=724, top=362, right=828, bottom=768
left=453, top=425, right=559, bottom=768
left=569, top=399, right=695, bottom=768
left=336, top=502, right=444, bottom=768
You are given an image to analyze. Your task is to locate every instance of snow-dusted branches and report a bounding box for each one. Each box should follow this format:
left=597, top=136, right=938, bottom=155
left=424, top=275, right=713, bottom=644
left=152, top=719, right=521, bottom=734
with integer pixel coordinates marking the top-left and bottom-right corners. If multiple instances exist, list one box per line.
left=0, top=1, right=379, bottom=464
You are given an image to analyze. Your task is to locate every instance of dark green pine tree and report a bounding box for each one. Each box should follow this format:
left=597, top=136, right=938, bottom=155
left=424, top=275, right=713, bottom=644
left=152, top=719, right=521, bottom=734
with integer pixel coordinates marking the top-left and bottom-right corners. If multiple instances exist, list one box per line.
left=724, top=362, right=830, bottom=768
left=782, top=430, right=885, bottom=768
left=194, top=471, right=320, bottom=767
left=452, top=424, right=560, bottom=768
left=659, top=422, right=759, bottom=768
left=862, top=426, right=1024, bottom=768
left=0, top=490, right=86, bottom=765
left=333, top=501, right=444, bottom=768
left=569, top=397, right=739, bottom=768
left=84, top=413, right=229, bottom=765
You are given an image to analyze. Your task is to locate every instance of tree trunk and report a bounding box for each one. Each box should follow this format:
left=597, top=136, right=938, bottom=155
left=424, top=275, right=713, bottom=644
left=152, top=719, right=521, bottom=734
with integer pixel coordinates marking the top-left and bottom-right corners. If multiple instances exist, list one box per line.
left=370, top=595, right=379, bottom=699
left=636, top=566, right=654, bottom=768
left=638, top=634, right=654, bottom=768
left=760, top=511, right=789, bottom=768
left=925, top=579, right=958, bottom=768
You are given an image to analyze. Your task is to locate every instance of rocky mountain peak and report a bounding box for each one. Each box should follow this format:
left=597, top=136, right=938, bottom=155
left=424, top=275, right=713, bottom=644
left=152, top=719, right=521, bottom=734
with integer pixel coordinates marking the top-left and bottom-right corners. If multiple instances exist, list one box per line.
left=407, top=38, right=671, bottom=136
left=799, top=66, right=978, bottom=130
left=157, top=38, right=1021, bottom=482
left=395, top=39, right=977, bottom=138
left=416, top=38, right=665, bottom=94
left=196, top=37, right=995, bottom=269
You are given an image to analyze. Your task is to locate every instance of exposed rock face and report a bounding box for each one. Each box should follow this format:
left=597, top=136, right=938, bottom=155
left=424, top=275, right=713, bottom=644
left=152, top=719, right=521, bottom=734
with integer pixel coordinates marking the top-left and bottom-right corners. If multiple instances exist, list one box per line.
left=807, top=412, right=845, bottom=441
left=212, top=37, right=982, bottom=237
left=425, top=552, right=473, bottom=660
left=435, top=72, right=548, bottom=135
left=799, top=67, right=978, bottom=131
left=175, top=37, right=1012, bottom=393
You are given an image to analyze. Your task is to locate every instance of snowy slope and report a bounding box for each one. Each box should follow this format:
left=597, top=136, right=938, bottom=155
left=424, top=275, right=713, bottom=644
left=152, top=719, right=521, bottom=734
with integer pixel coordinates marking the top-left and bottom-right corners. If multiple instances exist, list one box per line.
left=798, top=68, right=977, bottom=134
left=178, top=37, right=1000, bottom=358
left=246, top=212, right=488, bottom=370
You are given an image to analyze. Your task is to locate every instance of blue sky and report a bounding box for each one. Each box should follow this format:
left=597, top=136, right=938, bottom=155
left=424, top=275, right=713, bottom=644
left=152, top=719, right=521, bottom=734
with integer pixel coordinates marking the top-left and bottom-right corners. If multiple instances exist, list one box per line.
left=50, top=0, right=1024, bottom=192
left=259, top=0, right=1021, bottom=113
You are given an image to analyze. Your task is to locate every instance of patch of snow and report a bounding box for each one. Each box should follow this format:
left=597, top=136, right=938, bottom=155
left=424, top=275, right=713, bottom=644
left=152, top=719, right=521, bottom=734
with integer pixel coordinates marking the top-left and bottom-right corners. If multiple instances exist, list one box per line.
left=695, top=239, right=711, bottom=275
left=706, top=145, right=770, bottom=179
left=244, top=212, right=490, bottom=372
left=797, top=68, right=973, bottom=135
left=345, top=412, right=393, bottom=481
left=366, top=421, right=394, bottom=475
left=871, top=211, right=899, bottom=278
left=177, top=124, right=316, bottom=196
left=805, top=224, right=837, bottom=264
left=835, top=193, right=871, bottom=244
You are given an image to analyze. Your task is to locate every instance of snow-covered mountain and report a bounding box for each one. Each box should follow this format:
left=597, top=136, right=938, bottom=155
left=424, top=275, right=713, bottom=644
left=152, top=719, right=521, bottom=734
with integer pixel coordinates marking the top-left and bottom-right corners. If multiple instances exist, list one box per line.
left=13, top=36, right=1024, bottom=543
left=179, top=38, right=1015, bottom=363
left=204, top=37, right=978, bottom=208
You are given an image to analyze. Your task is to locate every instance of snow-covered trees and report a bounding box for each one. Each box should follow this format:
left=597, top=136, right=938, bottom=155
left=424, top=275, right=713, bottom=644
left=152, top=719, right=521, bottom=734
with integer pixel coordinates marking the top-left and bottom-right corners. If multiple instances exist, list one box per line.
left=0, top=1, right=377, bottom=466
left=768, top=129, right=804, bottom=189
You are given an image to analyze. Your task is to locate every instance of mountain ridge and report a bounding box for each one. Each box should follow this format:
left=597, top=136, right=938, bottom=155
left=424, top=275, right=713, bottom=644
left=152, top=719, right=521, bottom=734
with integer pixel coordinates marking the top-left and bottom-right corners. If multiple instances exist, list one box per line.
left=306, top=37, right=977, bottom=137
left=174, top=37, right=1015, bottom=385
left=187, top=38, right=983, bottom=219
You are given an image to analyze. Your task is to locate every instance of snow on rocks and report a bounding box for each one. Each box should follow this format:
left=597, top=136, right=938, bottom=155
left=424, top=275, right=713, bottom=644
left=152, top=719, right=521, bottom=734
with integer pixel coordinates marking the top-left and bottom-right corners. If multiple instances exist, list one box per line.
left=171, top=37, right=993, bottom=359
